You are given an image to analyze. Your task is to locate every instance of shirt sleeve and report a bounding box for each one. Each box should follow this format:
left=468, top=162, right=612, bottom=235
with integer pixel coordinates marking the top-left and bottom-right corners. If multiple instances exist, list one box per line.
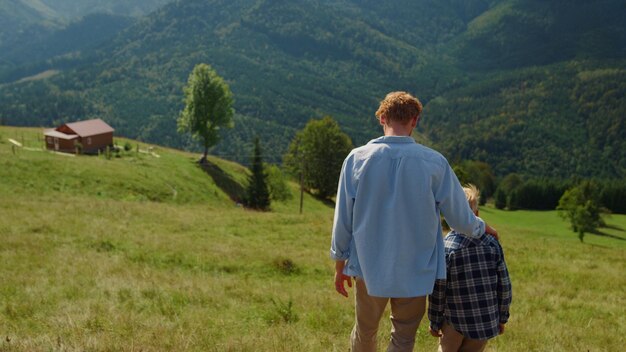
left=434, top=162, right=485, bottom=238
left=330, top=156, right=355, bottom=261
left=497, top=246, right=512, bottom=324
left=428, top=279, right=447, bottom=331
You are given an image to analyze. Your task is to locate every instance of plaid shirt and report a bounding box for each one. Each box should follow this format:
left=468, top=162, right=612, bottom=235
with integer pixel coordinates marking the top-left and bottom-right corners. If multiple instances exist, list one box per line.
left=428, top=231, right=512, bottom=340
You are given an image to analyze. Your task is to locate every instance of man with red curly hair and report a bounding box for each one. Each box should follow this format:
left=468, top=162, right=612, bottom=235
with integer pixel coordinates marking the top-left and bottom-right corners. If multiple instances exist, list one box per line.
left=331, top=92, right=498, bottom=351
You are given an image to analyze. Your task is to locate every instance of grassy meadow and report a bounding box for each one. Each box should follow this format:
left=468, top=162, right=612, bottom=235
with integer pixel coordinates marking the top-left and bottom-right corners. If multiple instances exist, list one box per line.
left=1, top=126, right=625, bottom=351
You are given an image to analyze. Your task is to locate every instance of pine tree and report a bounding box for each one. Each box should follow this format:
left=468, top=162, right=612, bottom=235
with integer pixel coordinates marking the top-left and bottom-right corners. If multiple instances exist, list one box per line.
left=245, top=137, right=270, bottom=211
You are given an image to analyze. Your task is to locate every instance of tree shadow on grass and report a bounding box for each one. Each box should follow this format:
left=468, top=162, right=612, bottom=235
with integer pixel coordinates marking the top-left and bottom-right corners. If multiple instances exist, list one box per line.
left=602, top=224, right=624, bottom=232
left=312, top=193, right=335, bottom=208
left=199, top=160, right=246, bottom=203
left=590, top=229, right=626, bottom=241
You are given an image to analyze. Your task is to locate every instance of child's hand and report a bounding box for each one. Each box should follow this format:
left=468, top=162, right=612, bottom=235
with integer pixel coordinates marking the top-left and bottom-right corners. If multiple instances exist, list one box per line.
left=429, top=327, right=442, bottom=337
left=498, top=323, right=506, bottom=335
left=485, top=223, right=499, bottom=240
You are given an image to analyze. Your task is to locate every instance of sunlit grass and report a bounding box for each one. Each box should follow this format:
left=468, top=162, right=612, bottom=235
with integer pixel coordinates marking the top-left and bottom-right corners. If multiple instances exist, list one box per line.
left=1, top=126, right=624, bottom=351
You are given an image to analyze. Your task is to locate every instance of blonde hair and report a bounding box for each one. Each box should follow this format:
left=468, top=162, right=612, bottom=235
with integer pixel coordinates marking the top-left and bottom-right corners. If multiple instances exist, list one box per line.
left=463, top=184, right=480, bottom=213
left=375, top=91, right=423, bottom=125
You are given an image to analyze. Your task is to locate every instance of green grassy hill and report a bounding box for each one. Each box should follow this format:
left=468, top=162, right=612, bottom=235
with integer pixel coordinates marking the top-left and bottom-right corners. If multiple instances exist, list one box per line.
left=0, top=126, right=625, bottom=351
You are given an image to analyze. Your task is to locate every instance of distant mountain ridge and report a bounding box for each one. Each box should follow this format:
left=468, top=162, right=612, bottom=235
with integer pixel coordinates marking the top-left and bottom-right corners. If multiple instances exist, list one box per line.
left=0, top=0, right=171, bottom=41
left=0, top=0, right=624, bottom=178
left=0, top=0, right=172, bottom=75
left=7, top=0, right=171, bottom=20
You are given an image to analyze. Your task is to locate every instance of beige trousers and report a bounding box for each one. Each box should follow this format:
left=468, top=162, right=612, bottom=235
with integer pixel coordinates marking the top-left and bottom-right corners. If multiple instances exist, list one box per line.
left=438, top=323, right=487, bottom=352
left=351, top=278, right=426, bottom=352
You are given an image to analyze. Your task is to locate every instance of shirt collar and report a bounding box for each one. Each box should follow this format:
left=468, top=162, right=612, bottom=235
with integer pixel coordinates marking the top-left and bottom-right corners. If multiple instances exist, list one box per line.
left=369, top=136, right=416, bottom=144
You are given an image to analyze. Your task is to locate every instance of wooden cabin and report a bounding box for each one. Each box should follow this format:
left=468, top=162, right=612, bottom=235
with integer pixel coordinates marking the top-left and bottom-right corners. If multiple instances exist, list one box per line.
left=44, top=119, right=114, bottom=154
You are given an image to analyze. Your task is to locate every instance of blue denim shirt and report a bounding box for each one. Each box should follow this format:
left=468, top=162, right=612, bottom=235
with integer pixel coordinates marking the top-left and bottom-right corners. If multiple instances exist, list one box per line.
left=330, top=136, right=485, bottom=297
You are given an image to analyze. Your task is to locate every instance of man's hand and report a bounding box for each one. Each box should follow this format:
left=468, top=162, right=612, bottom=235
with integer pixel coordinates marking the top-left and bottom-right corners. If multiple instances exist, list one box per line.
left=485, top=223, right=499, bottom=241
left=429, top=327, right=442, bottom=338
left=498, top=323, right=506, bottom=335
left=334, top=261, right=352, bottom=297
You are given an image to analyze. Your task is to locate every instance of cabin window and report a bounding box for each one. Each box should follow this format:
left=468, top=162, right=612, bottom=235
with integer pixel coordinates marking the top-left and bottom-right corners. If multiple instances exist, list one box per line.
left=87, top=137, right=92, bottom=145
left=47, top=137, right=52, bottom=143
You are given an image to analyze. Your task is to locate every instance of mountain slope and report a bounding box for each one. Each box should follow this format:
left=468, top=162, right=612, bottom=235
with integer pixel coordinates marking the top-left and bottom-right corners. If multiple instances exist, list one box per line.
left=1, top=0, right=456, bottom=160
left=0, top=0, right=55, bottom=49
left=16, top=0, right=171, bottom=20
left=422, top=62, right=625, bottom=178
left=0, top=0, right=623, bottom=177
left=0, top=13, right=134, bottom=76
left=449, top=0, right=626, bottom=70
left=421, top=0, right=626, bottom=178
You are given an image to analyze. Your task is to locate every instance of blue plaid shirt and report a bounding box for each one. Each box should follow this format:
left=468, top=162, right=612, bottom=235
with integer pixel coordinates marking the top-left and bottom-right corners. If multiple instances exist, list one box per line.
left=428, top=231, right=512, bottom=340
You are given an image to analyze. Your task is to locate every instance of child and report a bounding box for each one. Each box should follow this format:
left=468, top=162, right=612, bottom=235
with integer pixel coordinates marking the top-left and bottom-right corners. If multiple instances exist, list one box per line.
left=428, top=184, right=512, bottom=352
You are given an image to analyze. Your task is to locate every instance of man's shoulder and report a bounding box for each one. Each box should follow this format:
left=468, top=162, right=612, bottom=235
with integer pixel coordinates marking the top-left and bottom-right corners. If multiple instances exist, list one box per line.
left=405, top=142, right=446, bottom=161
left=352, top=139, right=447, bottom=165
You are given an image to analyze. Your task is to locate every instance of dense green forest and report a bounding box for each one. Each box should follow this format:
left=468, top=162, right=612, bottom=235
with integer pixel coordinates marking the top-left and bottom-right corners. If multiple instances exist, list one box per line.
left=0, top=0, right=169, bottom=22
left=0, top=0, right=170, bottom=73
left=0, top=14, right=134, bottom=78
left=0, top=0, right=624, bottom=178
left=35, top=0, right=171, bottom=19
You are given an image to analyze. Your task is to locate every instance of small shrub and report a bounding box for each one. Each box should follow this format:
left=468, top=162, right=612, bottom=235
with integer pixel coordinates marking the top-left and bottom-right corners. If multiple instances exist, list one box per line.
left=94, top=240, right=116, bottom=252
left=124, top=142, right=132, bottom=151
left=266, top=298, right=299, bottom=325
left=265, top=164, right=293, bottom=201
left=494, top=188, right=507, bottom=209
left=273, top=257, right=299, bottom=275
left=72, top=141, right=83, bottom=154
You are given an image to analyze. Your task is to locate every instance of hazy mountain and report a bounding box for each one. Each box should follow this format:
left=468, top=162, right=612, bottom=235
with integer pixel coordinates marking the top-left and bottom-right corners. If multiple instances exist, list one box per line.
left=0, top=0, right=171, bottom=73
left=0, top=0, right=170, bottom=41
left=448, top=0, right=626, bottom=70
left=0, top=13, right=134, bottom=77
left=0, top=0, right=624, bottom=178
left=0, top=0, right=55, bottom=49
left=6, top=0, right=172, bottom=20
left=422, top=0, right=626, bottom=177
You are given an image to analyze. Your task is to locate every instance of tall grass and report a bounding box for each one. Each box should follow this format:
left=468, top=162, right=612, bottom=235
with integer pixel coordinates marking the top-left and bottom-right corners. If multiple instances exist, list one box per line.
left=0, top=126, right=624, bottom=351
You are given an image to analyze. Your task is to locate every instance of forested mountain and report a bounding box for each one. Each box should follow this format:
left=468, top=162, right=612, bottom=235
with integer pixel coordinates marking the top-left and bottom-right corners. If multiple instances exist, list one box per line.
left=37, top=0, right=172, bottom=19
left=0, top=0, right=55, bottom=50
left=0, top=0, right=169, bottom=45
left=0, top=0, right=624, bottom=178
left=0, top=0, right=171, bottom=75
left=1, top=0, right=171, bottom=22
left=0, top=13, right=134, bottom=80
left=424, top=0, right=626, bottom=177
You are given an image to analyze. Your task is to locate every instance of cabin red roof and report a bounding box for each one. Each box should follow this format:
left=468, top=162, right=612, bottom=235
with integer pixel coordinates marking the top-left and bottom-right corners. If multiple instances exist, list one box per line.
left=57, top=119, right=114, bottom=137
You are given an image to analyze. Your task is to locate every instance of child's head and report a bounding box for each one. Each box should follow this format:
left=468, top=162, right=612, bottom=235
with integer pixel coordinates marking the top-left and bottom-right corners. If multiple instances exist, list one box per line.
left=463, top=184, right=480, bottom=215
